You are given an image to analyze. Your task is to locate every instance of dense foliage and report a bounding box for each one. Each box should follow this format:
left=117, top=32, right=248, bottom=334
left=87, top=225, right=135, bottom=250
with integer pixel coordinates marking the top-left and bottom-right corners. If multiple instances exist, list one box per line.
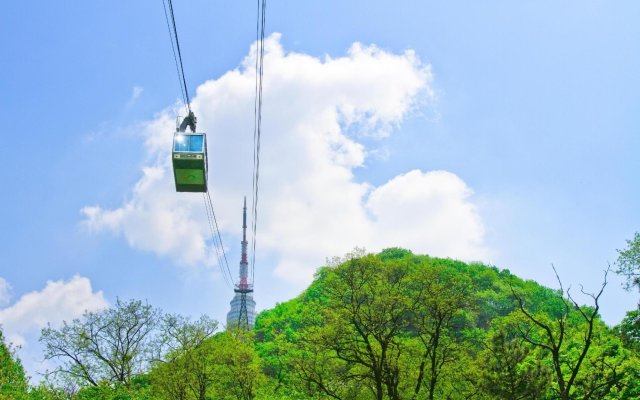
left=0, top=330, right=28, bottom=399
left=2, top=248, right=639, bottom=399
left=254, top=249, right=639, bottom=399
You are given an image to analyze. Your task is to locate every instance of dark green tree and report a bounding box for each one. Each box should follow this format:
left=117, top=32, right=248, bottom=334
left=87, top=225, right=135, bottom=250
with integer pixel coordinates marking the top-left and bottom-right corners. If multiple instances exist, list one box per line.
left=476, top=325, right=550, bottom=400
left=511, top=267, right=624, bottom=400
left=615, top=309, right=640, bottom=353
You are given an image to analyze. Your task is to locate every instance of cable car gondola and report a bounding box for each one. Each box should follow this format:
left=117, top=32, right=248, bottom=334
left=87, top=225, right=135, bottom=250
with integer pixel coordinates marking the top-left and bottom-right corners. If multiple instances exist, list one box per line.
left=172, top=112, right=208, bottom=193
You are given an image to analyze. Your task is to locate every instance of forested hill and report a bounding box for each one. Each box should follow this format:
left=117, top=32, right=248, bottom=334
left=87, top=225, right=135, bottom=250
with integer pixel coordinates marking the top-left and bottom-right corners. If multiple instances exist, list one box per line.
left=253, top=248, right=639, bottom=400
left=2, top=248, right=639, bottom=399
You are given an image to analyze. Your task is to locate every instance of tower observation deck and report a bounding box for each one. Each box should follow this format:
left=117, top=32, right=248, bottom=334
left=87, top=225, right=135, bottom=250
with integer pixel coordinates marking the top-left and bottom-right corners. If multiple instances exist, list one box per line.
left=226, top=197, right=256, bottom=329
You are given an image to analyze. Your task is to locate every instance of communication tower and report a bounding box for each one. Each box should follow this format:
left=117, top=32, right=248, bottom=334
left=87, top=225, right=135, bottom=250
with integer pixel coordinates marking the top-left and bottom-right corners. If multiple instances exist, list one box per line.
left=226, top=197, right=256, bottom=329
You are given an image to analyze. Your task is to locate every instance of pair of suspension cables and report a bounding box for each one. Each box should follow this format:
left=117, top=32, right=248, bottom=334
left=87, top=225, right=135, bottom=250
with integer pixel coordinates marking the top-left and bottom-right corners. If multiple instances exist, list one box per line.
left=162, top=0, right=267, bottom=290
left=250, top=0, right=267, bottom=288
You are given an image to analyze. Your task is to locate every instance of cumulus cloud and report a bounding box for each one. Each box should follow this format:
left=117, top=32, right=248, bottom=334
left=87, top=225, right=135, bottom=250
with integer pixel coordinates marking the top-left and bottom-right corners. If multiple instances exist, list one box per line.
left=81, top=33, right=489, bottom=286
left=366, top=170, right=487, bottom=259
left=0, top=276, right=107, bottom=347
left=82, top=165, right=210, bottom=266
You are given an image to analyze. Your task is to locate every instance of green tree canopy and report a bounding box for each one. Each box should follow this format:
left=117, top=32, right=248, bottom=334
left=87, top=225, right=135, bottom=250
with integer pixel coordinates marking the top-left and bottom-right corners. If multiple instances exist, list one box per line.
left=0, top=328, right=29, bottom=400
left=40, top=299, right=160, bottom=387
left=617, top=232, right=640, bottom=293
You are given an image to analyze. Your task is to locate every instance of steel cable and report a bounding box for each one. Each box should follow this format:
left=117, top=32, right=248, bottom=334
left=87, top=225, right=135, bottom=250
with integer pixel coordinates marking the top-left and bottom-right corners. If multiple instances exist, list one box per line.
left=250, top=0, right=267, bottom=287
left=162, top=0, right=192, bottom=114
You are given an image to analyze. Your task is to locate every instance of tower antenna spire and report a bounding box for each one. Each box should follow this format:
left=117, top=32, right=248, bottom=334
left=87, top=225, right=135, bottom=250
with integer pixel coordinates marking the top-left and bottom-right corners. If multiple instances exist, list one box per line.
left=240, top=196, right=249, bottom=288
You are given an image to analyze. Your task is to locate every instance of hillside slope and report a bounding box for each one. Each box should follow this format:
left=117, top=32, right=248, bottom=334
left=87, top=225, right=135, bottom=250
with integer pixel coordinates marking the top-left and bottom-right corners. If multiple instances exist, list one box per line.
left=254, top=248, right=639, bottom=400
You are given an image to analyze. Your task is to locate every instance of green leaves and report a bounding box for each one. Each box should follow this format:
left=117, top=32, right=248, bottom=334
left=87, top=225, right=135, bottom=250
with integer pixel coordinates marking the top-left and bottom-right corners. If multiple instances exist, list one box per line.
left=616, top=309, right=640, bottom=352
left=40, top=299, right=160, bottom=387
left=0, top=330, right=29, bottom=400
left=253, top=249, right=640, bottom=400
left=616, top=232, right=640, bottom=292
left=7, top=247, right=639, bottom=400
left=476, top=325, right=551, bottom=399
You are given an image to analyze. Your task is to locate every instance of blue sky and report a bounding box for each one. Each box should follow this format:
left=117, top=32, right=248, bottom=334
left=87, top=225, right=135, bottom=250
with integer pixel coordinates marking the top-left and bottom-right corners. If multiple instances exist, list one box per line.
left=1, top=1, right=639, bottom=378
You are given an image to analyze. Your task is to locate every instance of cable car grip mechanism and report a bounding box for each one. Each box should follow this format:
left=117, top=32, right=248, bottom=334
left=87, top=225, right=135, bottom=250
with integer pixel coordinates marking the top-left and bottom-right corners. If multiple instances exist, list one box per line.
left=177, top=111, right=197, bottom=133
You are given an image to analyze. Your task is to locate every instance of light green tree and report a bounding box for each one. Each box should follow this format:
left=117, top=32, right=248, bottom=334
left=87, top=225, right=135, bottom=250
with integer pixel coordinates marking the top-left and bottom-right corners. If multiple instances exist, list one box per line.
left=0, top=328, right=29, bottom=400
left=306, top=255, right=414, bottom=400
left=410, top=265, right=475, bottom=400
left=617, top=232, right=640, bottom=293
left=149, top=314, right=218, bottom=400
left=40, top=299, right=160, bottom=387
left=211, top=330, right=265, bottom=400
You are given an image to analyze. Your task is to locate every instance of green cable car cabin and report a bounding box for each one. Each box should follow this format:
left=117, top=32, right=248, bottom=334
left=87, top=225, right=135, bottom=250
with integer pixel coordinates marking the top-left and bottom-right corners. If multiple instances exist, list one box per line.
left=172, top=132, right=208, bottom=192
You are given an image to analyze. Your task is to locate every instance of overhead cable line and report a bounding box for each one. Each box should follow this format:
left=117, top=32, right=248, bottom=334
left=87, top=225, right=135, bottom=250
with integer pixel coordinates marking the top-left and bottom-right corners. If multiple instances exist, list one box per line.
left=202, top=194, right=234, bottom=289
left=202, top=195, right=230, bottom=288
left=162, top=0, right=234, bottom=287
left=162, top=0, right=192, bottom=115
left=162, top=0, right=187, bottom=111
left=206, top=192, right=235, bottom=285
left=250, top=0, right=267, bottom=286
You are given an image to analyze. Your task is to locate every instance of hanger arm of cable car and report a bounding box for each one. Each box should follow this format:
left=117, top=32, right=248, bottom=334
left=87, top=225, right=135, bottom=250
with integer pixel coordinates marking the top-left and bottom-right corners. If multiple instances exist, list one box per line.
left=179, top=111, right=197, bottom=133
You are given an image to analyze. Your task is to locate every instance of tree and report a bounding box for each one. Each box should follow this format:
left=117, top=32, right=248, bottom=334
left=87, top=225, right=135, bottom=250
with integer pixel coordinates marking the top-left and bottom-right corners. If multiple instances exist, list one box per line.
left=40, top=299, right=160, bottom=387
left=250, top=249, right=640, bottom=400
left=511, top=267, right=622, bottom=400
left=616, top=309, right=640, bottom=353
left=476, top=324, right=550, bottom=400
left=410, top=265, right=475, bottom=400
left=73, top=375, right=155, bottom=400
left=150, top=314, right=219, bottom=400
left=0, top=329, right=28, bottom=400
left=254, top=297, right=328, bottom=400
left=151, top=321, right=264, bottom=400
left=570, top=334, right=629, bottom=400
left=211, top=330, right=265, bottom=400
left=27, top=384, right=69, bottom=400
left=156, top=314, right=218, bottom=358
left=291, top=319, right=368, bottom=400
left=288, top=253, right=479, bottom=400
left=309, top=255, right=414, bottom=400
left=150, top=353, right=190, bottom=400
left=616, top=232, right=640, bottom=293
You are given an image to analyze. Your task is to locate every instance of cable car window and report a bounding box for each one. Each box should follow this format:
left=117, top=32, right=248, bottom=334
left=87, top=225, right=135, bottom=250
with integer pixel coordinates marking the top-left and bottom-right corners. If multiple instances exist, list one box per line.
left=174, top=135, right=190, bottom=152
left=189, top=135, right=204, bottom=152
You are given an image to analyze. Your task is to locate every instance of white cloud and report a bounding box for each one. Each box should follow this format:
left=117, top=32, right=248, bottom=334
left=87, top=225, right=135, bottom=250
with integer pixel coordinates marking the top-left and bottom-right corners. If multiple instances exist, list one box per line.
left=366, top=170, right=487, bottom=260
left=82, top=165, right=211, bottom=266
left=0, top=276, right=108, bottom=347
left=82, top=34, right=489, bottom=286
left=0, top=277, right=11, bottom=307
